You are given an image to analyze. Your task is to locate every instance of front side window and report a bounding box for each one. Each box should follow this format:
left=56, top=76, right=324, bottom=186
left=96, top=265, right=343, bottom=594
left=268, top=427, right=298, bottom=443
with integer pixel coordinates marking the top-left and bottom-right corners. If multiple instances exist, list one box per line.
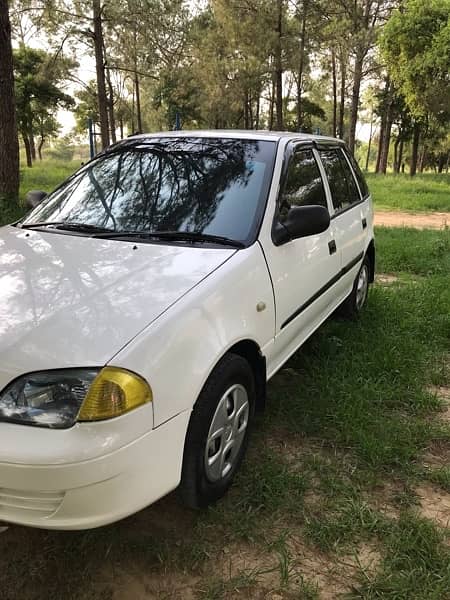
left=319, top=148, right=360, bottom=212
left=22, top=138, right=276, bottom=245
left=279, top=148, right=327, bottom=219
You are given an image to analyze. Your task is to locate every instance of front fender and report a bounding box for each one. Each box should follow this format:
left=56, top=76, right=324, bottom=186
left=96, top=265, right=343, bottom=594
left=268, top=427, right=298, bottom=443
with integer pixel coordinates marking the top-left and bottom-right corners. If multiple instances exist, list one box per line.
left=110, top=243, right=275, bottom=426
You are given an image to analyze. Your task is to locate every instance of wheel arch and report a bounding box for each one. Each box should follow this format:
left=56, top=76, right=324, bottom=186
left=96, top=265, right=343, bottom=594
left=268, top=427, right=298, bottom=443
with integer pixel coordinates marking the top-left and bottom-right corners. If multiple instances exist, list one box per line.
left=224, top=339, right=267, bottom=413
left=366, top=238, right=375, bottom=283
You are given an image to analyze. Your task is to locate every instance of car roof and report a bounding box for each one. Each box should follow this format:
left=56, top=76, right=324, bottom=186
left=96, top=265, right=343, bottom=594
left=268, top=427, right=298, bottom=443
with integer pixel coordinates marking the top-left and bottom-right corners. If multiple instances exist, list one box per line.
left=124, top=129, right=344, bottom=145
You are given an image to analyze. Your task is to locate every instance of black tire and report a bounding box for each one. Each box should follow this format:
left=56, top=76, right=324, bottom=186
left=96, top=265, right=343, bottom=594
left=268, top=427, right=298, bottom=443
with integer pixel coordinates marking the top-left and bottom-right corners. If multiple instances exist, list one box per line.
left=338, top=255, right=371, bottom=319
left=179, top=353, right=255, bottom=509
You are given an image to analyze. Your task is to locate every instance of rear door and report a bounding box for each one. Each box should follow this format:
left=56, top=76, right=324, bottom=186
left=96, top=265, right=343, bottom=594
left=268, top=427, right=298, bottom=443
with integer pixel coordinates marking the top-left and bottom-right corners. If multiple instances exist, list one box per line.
left=317, top=145, right=367, bottom=294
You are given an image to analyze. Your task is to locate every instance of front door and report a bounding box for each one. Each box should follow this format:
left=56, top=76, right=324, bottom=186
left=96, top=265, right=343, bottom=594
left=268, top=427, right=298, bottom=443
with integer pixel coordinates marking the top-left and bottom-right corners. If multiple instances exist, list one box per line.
left=260, top=143, right=341, bottom=374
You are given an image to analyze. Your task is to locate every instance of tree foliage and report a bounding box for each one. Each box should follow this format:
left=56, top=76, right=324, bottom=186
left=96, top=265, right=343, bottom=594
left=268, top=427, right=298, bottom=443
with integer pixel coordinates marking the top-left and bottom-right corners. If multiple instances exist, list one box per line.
left=380, top=0, right=450, bottom=173
left=2, top=0, right=449, bottom=183
left=381, top=0, right=450, bottom=121
left=13, top=45, right=75, bottom=165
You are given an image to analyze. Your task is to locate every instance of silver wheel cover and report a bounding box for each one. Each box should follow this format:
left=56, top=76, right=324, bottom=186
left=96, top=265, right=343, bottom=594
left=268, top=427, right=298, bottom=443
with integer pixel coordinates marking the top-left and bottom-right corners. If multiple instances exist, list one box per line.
left=204, top=384, right=249, bottom=483
left=356, top=264, right=369, bottom=310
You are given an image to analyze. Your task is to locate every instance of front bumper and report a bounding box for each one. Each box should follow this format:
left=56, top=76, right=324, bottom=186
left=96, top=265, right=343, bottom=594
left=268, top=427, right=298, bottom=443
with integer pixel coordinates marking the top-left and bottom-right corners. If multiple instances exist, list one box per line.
left=0, top=409, right=190, bottom=530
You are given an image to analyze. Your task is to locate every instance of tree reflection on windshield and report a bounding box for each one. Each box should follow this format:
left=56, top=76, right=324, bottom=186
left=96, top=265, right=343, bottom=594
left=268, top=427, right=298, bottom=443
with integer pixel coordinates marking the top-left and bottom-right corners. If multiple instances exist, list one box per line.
left=24, top=138, right=276, bottom=244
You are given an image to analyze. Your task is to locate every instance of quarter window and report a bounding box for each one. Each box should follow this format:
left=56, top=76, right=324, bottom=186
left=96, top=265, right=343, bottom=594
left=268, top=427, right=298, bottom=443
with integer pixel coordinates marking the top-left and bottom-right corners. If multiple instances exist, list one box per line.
left=280, top=148, right=327, bottom=218
left=319, top=148, right=360, bottom=212
left=343, top=148, right=369, bottom=198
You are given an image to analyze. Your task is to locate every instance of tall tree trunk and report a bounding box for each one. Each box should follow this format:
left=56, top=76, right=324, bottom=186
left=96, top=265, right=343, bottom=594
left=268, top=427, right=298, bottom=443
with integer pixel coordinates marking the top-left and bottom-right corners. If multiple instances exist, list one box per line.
left=375, top=123, right=385, bottom=173
left=398, top=139, right=404, bottom=172
left=338, top=50, right=346, bottom=139
left=274, top=0, right=283, bottom=130
left=29, top=119, right=36, bottom=161
left=135, top=72, right=142, bottom=133
left=418, top=145, right=427, bottom=173
left=131, top=84, right=135, bottom=133
left=296, top=0, right=308, bottom=131
left=105, top=62, right=116, bottom=143
left=410, top=123, right=420, bottom=177
left=437, top=153, right=446, bottom=173
left=244, top=91, right=249, bottom=129
left=248, top=91, right=253, bottom=129
left=255, top=92, right=261, bottom=129
left=132, top=26, right=143, bottom=133
left=348, top=48, right=364, bottom=154
left=393, top=137, right=400, bottom=173
left=378, top=96, right=394, bottom=174
left=119, top=116, right=124, bottom=140
left=331, top=48, right=337, bottom=138
left=365, top=108, right=373, bottom=171
left=269, top=77, right=275, bottom=130
left=38, top=136, right=44, bottom=161
left=22, top=130, right=32, bottom=168
left=375, top=77, right=390, bottom=173
left=0, top=0, right=20, bottom=202
left=93, top=0, right=110, bottom=149
left=379, top=117, right=393, bottom=174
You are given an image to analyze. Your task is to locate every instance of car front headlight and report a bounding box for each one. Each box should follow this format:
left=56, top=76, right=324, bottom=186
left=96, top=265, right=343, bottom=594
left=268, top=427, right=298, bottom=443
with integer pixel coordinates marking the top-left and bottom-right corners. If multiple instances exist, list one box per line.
left=0, top=367, right=152, bottom=429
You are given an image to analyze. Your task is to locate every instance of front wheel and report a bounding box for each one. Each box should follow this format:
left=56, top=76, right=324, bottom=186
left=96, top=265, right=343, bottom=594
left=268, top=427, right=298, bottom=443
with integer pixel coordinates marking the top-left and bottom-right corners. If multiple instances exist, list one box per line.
left=338, top=255, right=370, bottom=318
left=179, top=353, right=255, bottom=509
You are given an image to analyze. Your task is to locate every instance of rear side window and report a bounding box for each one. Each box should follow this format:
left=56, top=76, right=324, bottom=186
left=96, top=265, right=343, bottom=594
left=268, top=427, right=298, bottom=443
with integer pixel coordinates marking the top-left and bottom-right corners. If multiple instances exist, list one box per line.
left=280, top=148, right=327, bottom=217
left=343, top=148, right=370, bottom=198
left=319, top=148, right=360, bottom=212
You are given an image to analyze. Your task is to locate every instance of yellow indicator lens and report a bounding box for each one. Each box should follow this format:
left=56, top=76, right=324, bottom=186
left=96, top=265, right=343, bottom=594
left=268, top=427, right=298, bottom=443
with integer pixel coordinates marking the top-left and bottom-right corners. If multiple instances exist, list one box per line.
left=78, top=367, right=152, bottom=421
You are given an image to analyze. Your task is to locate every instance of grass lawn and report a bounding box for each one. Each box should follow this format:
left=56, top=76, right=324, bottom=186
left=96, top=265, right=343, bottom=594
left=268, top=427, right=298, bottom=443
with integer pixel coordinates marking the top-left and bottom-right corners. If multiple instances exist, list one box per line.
left=0, top=227, right=449, bottom=599
left=366, top=172, right=450, bottom=213
left=0, top=159, right=81, bottom=225
left=19, top=159, right=81, bottom=199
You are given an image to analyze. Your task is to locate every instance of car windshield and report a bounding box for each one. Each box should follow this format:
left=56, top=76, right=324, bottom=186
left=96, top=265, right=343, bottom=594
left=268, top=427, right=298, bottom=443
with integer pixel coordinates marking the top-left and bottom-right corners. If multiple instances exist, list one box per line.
left=21, top=137, right=276, bottom=245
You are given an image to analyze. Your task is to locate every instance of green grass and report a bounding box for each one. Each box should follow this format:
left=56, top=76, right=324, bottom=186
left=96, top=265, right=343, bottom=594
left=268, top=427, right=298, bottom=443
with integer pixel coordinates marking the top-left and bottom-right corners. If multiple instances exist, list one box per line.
left=367, top=172, right=450, bottom=213
left=426, top=466, right=450, bottom=492
left=0, top=159, right=80, bottom=226
left=375, top=226, right=450, bottom=275
left=19, top=159, right=80, bottom=200
left=0, top=182, right=449, bottom=597
left=353, top=514, right=450, bottom=599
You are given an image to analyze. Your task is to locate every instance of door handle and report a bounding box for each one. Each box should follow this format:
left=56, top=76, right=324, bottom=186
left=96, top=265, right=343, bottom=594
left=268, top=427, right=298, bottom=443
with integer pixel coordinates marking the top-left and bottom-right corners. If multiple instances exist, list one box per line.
left=328, top=240, right=337, bottom=255
left=362, top=218, right=367, bottom=229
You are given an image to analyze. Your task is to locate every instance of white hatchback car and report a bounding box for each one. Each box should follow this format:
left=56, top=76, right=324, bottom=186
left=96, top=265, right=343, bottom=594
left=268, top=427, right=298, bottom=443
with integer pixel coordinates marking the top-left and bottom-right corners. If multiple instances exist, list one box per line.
left=0, top=131, right=374, bottom=529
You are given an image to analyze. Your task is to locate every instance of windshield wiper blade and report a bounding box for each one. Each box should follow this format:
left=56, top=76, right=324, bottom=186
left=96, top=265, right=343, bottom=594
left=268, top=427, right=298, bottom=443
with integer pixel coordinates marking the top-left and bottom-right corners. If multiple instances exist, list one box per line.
left=21, top=222, right=115, bottom=234
left=93, top=230, right=245, bottom=248
left=19, top=222, right=244, bottom=247
left=20, top=221, right=65, bottom=229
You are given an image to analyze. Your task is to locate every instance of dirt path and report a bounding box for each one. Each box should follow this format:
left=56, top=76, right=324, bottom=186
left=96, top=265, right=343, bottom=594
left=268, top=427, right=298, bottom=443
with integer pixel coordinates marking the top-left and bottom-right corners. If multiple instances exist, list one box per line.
left=374, top=210, right=449, bottom=229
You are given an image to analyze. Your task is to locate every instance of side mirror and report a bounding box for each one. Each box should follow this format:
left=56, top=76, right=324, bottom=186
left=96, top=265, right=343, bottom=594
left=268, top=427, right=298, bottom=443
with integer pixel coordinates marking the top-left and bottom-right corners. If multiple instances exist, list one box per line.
left=272, top=205, right=330, bottom=246
left=26, top=190, right=47, bottom=210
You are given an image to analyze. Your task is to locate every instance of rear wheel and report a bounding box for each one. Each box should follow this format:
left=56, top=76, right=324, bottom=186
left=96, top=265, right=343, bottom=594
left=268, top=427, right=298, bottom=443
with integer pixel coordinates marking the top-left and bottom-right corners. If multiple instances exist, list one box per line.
left=338, top=255, right=370, bottom=318
left=179, top=353, right=255, bottom=509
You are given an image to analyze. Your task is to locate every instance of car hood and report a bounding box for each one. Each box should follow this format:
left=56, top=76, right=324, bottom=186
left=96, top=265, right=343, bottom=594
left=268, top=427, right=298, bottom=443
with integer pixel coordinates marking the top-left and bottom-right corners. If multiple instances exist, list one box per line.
left=0, top=226, right=235, bottom=389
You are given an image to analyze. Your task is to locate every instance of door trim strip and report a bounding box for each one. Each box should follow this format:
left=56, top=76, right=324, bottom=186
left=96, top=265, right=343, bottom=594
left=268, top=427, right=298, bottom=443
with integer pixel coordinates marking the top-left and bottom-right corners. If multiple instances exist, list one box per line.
left=280, top=251, right=364, bottom=330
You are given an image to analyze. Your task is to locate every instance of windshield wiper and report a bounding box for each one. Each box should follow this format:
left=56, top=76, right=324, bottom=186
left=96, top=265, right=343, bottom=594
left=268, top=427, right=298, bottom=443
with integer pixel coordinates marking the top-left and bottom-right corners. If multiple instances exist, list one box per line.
left=93, top=230, right=245, bottom=248
left=19, top=222, right=244, bottom=247
left=21, top=222, right=115, bottom=234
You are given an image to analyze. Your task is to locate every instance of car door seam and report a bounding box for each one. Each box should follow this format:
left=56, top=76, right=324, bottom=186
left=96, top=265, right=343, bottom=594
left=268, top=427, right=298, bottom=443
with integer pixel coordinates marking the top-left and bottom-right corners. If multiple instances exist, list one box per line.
left=257, top=240, right=277, bottom=337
